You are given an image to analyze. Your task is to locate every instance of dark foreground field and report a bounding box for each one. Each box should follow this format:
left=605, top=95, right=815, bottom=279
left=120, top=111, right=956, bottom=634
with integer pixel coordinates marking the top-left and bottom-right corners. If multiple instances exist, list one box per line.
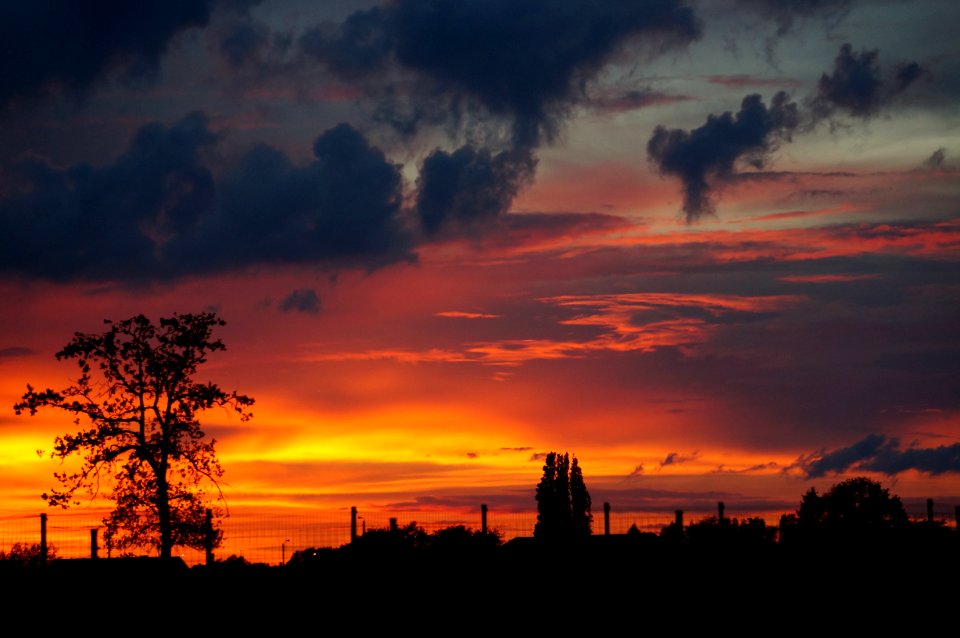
left=4, top=532, right=957, bottom=630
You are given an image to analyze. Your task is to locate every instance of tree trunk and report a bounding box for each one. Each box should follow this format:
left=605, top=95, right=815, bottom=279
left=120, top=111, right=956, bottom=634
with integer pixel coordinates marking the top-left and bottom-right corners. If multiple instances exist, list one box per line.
left=157, top=473, right=172, bottom=559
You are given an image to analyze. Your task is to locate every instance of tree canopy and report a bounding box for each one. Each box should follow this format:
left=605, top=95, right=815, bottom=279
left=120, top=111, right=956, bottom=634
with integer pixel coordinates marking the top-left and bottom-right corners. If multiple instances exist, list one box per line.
left=15, top=312, right=253, bottom=558
left=797, top=476, right=909, bottom=531
left=534, top=452, right=592, bottom=540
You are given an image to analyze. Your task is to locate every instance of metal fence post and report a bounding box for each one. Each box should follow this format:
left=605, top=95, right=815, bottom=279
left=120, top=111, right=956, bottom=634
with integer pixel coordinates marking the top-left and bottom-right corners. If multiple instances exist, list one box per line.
left=481, top=504, right=488, bottom=535
left=204, top=508, right=214, bottom=566
left=603, top=502, right=611, bottom=535
left=40, top=513, right=47, bottom=566
left=350, top=506, right=358, bottom=543
left=718, top=501, right=725, bottom=524
left=90, top=528, right=98, bottom=560
left=675, top=509, right=683, bottom=529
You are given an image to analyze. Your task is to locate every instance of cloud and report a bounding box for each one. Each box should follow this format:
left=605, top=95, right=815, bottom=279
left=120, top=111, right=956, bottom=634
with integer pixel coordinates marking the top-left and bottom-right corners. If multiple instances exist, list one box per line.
left=217, top=19, right=271, bottom=68
left=923, top=148, right=946, bottom=170
left=801, top=433, right=890, bottom=478
left=0, top=347, right=35, bottom=361
left=436, top=312, right=500, bottom=319
left=584, top=88, right=695, bottom=113
left=711, top=462, right=779, bottom=474
left=0, top=1, right=219, bottom=107
left=800, top=434, right=960, bottom=477
left=0, top=114, right=414, bottom=281
left=628, top=464, right=645, bottom=477
left=647, top=92, right=800, bottom=221
left=308, top=292, right=804, bottom=366
left=298, top=1, right=700, bottom=240
left=811, top=44, right=926, bottom=119
left=301, top=0, right=701, bottom=147
left=736, top=0, right=854, bottom=36
left=415, top=146, right=535, bottom=235
left=279, top=288, right=321, bottom=314
left=181, top=121, right=413, bottom=271
left=0, top=111, right=218, bottom=280
left=658, top=451, right=698, bottom=469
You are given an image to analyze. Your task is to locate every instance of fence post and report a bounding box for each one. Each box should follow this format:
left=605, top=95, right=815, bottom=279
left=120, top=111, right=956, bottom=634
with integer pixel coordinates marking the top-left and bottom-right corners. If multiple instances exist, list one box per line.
left=204, top=508, right=214, bottom=566
left=40, top=513, right=48, bottom=566
left=675, top=509, right=683, bottom=530
left=350, top=506, right=358, bottom=543
left=481, top=504, right=488, bottom=535
left=90, top=528, right=98, bottom=560
left=927, top=498, right=934, bottom=523
left=603, top=502, right=611, bottom=536
left=389, top=517, right=398, bottom=532
left=718, top=501, right=725, bottom=524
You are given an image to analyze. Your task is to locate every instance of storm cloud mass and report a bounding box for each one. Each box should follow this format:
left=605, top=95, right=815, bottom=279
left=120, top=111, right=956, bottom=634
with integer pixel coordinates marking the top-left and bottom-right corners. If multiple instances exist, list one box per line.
left=811, top=43, right=926, bottom=119
left=647, top=92, right=800, bottom=220
left=802, top=435, right=960, bottom=478
left=0, top=1, right=217, bottom=106
left=0, top=116, right=412, bottom=281
left=301, top=0, right=701, bottom=146
left=416, top=146, right=536, bottom=235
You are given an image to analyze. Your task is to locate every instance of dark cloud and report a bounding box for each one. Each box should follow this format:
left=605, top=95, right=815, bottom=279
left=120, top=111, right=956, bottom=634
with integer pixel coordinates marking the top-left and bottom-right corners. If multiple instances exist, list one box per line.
left=0, top=115, right=414, bottom=281
left=500, top=447, right=533, bottom=452
left=217, top=19, right=271, bottom=68
left=279, top=288, right=321, bottom=314
left=0, top=111, right=218, bottom=279
left=711, top=462, right=779, bottom=474
left=0, top=346, right=35, bottom=360
left=0, top=1, right=219, bottom=107
left=802, top=433, right=890, bottom=478
left=923, top=147, right=946, bottom=170
left=736, top=0, right=854, bottom=36
left=298, top=1, right=700, bottom=239
left=416, top=146, right=535, bottom=235
left=445, top=211, right=633, bottom=254
left=658, top=452, right=698, bottom=468
left=628, top=464, right=645, bottom=477
left=863, top=441, right=960, bottom=476
left=179, top=122, right=413, bottom=271
left=584, top=89, right=695, bottom=113
left=301, top=0, right=701, bottom=147
left=801, top=434, right=960, bottom=477
left=647, top=91, right=800, bottom=221
left=811, top=44, right=926, bottom=119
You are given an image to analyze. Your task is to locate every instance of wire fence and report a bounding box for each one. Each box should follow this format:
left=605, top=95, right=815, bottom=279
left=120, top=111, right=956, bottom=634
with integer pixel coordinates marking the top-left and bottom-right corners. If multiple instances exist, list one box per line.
left=1, top=505, right=955, bottom=567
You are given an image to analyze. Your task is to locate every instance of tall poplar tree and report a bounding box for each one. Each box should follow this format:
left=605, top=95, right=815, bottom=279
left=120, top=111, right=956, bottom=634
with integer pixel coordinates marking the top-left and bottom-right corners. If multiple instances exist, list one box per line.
left=534, top=451, right=592, bottom=540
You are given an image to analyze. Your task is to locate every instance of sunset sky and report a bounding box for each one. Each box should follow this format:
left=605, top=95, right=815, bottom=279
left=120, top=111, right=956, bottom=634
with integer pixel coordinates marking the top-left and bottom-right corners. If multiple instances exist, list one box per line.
left=1, top=0, right=959, bottom=523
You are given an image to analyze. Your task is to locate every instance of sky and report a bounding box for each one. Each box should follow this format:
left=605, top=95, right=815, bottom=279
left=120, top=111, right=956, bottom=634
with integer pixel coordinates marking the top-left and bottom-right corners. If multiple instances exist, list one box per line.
left=1, top=0, right=959, bottom=523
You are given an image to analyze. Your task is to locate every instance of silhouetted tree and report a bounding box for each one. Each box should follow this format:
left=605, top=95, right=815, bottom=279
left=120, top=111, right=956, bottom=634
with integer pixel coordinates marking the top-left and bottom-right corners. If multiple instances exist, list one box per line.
left=15, top=313, right=254, bottom=559
left=0, top=542, right=57, bottom=567
left=534, top=451, right=592, bottom=539
left=570, top=456, right=592, bottom=536
left=798, top=476, right=909, bottom=531
left=685, top=516, right=776, bottom=547
left=779, top=476, right=910, bottom=547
